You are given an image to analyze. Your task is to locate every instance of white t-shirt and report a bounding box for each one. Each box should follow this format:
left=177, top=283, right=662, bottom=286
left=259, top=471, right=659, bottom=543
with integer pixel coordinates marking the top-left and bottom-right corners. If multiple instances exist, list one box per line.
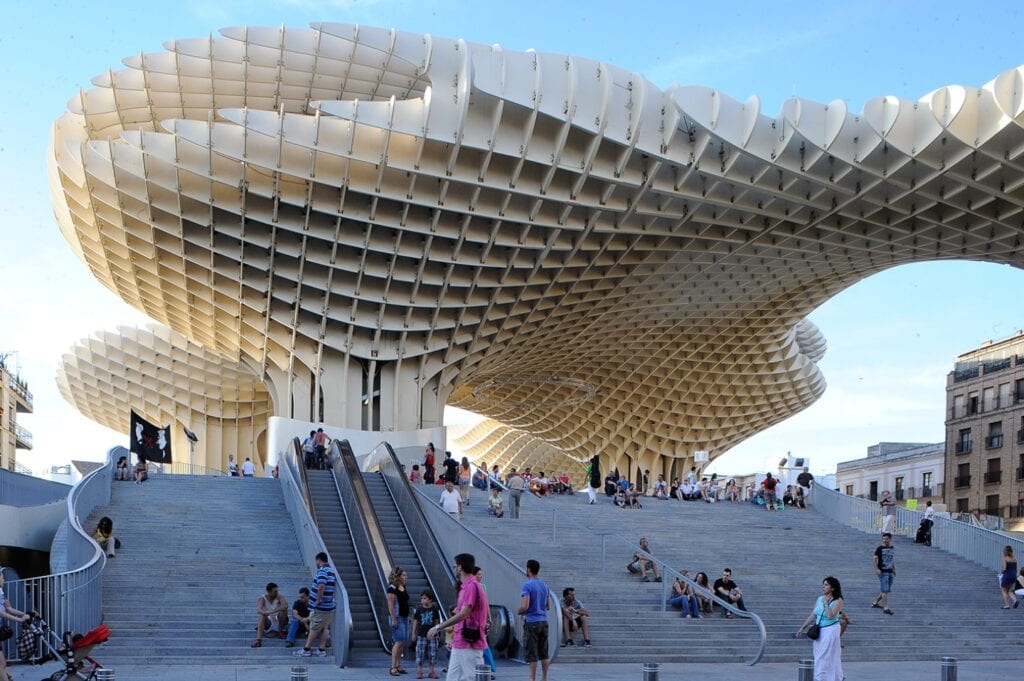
left=923, top=506, right=935, bottom=521
left=242, top=459, right=256, bottom=476
left=440, top=489, right=461, bottom=513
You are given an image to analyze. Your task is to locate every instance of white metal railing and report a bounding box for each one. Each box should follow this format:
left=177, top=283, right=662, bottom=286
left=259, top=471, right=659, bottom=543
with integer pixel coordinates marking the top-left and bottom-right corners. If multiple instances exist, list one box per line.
left=1, top=446, right=117, bottom=661
left=812, top=484, right=1024, bottom=572
left=413, top=484, right=562, bottom=665
left=278, top=441, right=351, bottom=667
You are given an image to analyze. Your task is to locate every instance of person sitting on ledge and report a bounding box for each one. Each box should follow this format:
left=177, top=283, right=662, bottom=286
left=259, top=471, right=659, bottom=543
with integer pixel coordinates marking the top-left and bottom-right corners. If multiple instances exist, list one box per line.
left=93, top=516, right=118, bottom=558
left=472, top=467, right=489, bottom=492
left=652, top=474, right=668, bottom=500
left=115, top=456, right=130, bottom=481
left=627, top=537, right=661, bottom=582
left=252, top=582, right=289, bottom=647
left=134, top=456, right=148, bottom=484
left=488, top=487, right=505, bottom=518
left=557, top=471, right=572, bottom=494
left=626, top=484, right=643, bottom=509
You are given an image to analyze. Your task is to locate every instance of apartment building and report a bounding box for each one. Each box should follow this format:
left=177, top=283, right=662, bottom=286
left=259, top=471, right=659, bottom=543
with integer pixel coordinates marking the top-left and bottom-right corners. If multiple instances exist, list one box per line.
left=0, top=355, right=33, bottom=471
left=944, top=331, right=1024, bottom=524
left=836, top=442, right=945, bottom=506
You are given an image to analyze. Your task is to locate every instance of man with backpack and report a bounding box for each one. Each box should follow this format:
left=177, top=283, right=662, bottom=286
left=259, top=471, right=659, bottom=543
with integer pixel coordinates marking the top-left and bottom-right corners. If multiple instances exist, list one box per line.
left=302, top=431, right=316, bottom=469
left=761, top=473, right=779, bottom=511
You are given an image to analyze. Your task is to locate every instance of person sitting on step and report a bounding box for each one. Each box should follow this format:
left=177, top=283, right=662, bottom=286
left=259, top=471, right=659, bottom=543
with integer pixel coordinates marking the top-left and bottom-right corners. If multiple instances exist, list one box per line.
left=627, top=537, right=661, bottom=582
left=285, top=588, right=311, bottom=647
left=252, top=582, right=289, bottom=647
left=560, top=587, right=592, bottom=647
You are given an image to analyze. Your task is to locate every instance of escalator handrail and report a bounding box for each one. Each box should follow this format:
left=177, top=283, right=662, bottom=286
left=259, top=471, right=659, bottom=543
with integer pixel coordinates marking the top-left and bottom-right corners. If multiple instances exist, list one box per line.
left=290, top=438, right=316, bottom=521
left=279, top=439, right=352, bottom=667
left=375, top=442, right=457, bottom=616
left=330, top=439, right=394, bottom=651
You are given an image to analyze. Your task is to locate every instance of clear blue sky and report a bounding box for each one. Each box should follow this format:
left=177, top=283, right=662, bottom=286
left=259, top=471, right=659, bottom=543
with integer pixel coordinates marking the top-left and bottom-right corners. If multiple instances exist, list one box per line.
left=1, top=0, right=1022, bottom=475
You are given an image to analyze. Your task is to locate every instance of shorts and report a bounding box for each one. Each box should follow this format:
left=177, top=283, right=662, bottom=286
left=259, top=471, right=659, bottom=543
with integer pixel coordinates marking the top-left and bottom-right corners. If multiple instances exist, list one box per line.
left=391, top=618, right=409, bottom=644
left=309, top=609, right=333, bottom=633
left=879, top=571, right=894, bottom=593
left=523, top=621, right=549, bottom=662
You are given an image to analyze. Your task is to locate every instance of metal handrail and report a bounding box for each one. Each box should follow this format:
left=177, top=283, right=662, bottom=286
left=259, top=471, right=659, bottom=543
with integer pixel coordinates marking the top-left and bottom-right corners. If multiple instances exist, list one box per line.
left=289, top=437, right=315, bottom=518
left=412, top=484, right=562, bottom=664
left=330, top=439, right=392, bottom=650
left=811, top=484, right=1024, bottom=571
left=279, top=439, right=351, bottom=667
left=1, top=445, right=117, bottom=661
left=373, top=442, right=457, bottom=615
left=590, top=528, right=767, bottom=665
left=149, top=461, right=225, bottom=476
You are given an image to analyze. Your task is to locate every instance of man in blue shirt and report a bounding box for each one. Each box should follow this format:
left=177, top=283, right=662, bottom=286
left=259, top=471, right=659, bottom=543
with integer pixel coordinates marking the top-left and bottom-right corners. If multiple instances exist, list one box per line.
left=295, top=552, right=336, bottom=658
left=518, top=559, right=551, bottom=681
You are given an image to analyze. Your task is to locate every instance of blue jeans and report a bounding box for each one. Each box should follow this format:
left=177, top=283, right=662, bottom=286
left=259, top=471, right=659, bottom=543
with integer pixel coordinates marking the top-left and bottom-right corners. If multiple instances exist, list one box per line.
left=482, top=645, right=495, bottom=672
left=879, top=571, right=894, bottom=593
left=669, top=594, right=701, bottom=617
left=286, top=618, right=307, bottom=643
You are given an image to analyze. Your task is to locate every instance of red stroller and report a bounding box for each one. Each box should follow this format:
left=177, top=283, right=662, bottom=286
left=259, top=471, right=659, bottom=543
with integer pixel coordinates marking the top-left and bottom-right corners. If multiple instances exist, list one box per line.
left=21, top=614, right=109, bottom=681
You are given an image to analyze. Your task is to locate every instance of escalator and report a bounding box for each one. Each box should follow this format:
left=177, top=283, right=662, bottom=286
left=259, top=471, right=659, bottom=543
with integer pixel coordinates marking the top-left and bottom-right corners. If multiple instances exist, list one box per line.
left=305, top=469, right=382, bottom=653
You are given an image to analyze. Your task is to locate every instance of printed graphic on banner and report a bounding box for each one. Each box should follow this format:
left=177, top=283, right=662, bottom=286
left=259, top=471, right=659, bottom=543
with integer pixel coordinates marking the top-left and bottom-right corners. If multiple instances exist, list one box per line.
left=129, top=411, right=172, bottom=463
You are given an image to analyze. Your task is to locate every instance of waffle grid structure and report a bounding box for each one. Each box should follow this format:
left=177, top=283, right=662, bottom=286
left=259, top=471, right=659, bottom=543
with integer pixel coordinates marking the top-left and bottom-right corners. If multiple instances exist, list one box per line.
left=57, top=325, right=271, bottom=471
left=49, top=22, right=1024, bottom=473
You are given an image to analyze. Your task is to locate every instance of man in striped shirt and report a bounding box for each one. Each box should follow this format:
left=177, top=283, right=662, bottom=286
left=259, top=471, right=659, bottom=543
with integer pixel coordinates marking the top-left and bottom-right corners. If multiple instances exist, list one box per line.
left=294, top=552, right=336, bottom=657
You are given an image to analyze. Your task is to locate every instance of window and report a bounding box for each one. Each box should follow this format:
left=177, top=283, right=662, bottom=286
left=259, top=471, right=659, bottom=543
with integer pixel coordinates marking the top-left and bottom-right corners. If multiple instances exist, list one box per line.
left=1016, top=378, right=1024, bottom=403
left=985, top=458, right=1002, bottom=484
left=953, top=394, right=965, bottom=418
left=983, top=386, right=996, bottom=412
left=894, top=476, right=905, bottom=500
left=956, top=498, right=970, bottom=513
left=955, top=463, right=971, bottom=488
left=999, top=382, right=1011, bottom=409
left=1017, top=454, right=1024, bottom=481
left=956, top=428, right=972, bottom=454
left=967, top=392, right=979, bottom=415
left=987, top=422, right=1004, bottom=449
left=845, top=484, right=854, bottom=496
left=869, top=480, right=878, bottom=501
left=985, top=494, right=1000, bottom=517
left=1019, top=416, right=1024, bottom=444
left=922, top=472, right=933, bottom=497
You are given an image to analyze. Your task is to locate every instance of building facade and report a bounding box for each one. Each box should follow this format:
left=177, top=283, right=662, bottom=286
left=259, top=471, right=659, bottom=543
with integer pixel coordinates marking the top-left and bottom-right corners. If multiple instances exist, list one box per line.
left=944, top=332, right=1024, bottom=522
left=836, top=442, right=944, bottom=506
left=0, top=356, right=33, bottom=472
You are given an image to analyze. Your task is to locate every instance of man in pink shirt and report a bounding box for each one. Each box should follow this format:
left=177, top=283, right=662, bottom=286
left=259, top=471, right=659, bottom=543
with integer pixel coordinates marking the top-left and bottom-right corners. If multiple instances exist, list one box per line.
left=427, top=553, right=489, bottom=681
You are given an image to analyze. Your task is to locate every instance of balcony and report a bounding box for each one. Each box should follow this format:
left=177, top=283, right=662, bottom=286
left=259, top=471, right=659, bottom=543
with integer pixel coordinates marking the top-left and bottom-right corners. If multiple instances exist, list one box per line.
left=954, top=475, right=971, bottom=489
left=7, top=376, right=33, bottom=411
left=955, top=441, right=972, bottom=455
left=986, top=435, right=1003, bottom=449
left=984, top=471, right=1002, bottom=485
left=14, top=424, right=32, bottom=449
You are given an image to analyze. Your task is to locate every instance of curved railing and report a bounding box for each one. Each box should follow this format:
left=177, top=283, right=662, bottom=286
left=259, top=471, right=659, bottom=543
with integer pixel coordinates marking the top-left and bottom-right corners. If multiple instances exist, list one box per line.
left=592, top=529, right=767, bottom=665
left=278, top=439, right=352, bottom=667
left=372, top=442, right=458, bottom=614
left=330, top=439, right=393, bottom=650
left=811, top=484, right=1024, bottom=571
left=413, top=485, right=563, bottom=664
left=0, top=468, right=70, bottom=506
left=1, top=446, right=118, bottom=661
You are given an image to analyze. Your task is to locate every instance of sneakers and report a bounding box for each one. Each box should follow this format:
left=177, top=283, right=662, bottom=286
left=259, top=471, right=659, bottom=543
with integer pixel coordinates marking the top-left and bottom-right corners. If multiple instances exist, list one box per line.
left=561, top=639, right=574, bottom=647
left=583, top=639, right=592, bottom=647
left=313, top=649, right=328, bottom=657
left=293, top=649, right=312, bottom=657
left=285, top=642, right=295, bottom=648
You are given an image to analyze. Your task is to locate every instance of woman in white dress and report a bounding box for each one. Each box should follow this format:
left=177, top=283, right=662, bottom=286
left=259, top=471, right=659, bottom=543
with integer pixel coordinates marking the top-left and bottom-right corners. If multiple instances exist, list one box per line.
left=795, top=576, right=844, bottom=681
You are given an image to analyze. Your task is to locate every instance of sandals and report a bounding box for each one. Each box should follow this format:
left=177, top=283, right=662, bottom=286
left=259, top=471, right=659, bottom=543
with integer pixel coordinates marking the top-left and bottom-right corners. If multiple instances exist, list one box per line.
left=417, top=672, right=425, bottom=679
left=390, top=669, right=401, bottom=677
left=251, top=639, right=263, bottom=647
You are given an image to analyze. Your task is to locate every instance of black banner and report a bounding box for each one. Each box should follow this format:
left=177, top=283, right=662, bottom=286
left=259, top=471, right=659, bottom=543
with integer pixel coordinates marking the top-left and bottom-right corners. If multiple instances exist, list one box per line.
left=129, top=411, right=172, bottom=463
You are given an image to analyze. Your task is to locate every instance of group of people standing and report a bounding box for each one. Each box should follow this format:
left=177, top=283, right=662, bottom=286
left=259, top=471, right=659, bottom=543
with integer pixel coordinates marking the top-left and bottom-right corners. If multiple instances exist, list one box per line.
left=383, top=554, right=558, bottom=681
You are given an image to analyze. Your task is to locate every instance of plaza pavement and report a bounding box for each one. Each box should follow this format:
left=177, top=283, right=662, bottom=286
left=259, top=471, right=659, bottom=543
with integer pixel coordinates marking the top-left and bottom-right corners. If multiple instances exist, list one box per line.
left=8, top=659, right=1022, bottom=680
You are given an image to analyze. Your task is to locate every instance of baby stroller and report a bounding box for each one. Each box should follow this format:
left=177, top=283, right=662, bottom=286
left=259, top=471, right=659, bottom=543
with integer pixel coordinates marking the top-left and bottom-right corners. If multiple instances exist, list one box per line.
left=915, top=518, right=933, bottom=546
left=21, top=614, right=110, bottom=681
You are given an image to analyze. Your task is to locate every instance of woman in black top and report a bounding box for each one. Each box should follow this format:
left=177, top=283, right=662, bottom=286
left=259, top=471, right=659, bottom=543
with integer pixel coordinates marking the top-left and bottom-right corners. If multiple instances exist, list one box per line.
left=387, top=567, right=410, bottom=676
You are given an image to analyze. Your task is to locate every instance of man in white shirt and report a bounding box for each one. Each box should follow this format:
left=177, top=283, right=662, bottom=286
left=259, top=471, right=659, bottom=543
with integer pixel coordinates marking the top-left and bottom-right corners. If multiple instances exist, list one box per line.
left=242, top=457, right=256, bottom=477
left=440, top=481, right=463, bottom=518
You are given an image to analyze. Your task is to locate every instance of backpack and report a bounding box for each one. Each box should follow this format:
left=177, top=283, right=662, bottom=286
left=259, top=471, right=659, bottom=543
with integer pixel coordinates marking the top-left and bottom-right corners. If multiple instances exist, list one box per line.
left=302, top=438, right=314, bottom=453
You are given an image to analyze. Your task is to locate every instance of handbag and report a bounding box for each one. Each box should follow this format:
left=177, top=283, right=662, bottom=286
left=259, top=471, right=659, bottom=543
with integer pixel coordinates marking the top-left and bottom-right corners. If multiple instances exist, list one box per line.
left=806, top=604, right=825, bottom=640
left=460, top=622, right=482, bottom=643
left=0, top=623, right=13, bottom=642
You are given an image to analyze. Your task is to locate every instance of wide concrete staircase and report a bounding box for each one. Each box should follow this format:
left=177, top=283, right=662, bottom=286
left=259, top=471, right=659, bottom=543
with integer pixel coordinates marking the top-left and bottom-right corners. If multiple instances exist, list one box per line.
left=87, top=475, right=332, bottom=665
left=452, top=484, right=1024, bottom=663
